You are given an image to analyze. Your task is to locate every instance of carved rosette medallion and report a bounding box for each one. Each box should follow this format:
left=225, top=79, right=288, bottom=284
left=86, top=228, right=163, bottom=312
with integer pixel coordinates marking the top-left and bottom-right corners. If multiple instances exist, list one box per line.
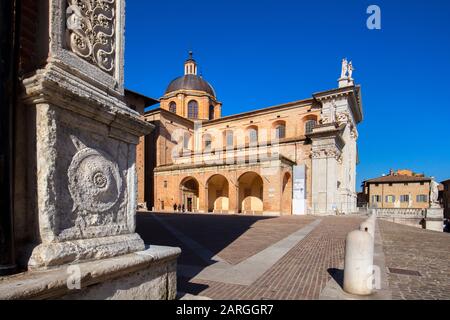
left=68, top=148, right=122, bottom=213
left=66, top=0, right=116, bottom=74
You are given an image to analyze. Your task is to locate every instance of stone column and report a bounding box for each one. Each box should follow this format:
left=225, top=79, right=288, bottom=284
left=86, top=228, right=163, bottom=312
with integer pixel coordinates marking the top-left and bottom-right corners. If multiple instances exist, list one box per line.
left=311, top=130, right=343, bottom=215
left=20, top=0, right=152, bottom=269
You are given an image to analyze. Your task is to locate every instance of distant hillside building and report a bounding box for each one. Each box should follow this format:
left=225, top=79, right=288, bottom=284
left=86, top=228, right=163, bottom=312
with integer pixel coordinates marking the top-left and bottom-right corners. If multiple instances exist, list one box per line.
left=362, top=169, right=432, bottom=209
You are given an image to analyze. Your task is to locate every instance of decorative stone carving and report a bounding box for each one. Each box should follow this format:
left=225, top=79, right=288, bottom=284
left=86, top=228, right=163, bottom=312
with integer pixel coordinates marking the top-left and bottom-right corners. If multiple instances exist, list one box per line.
left=320, top=116, right=331, bottom=125
left=68, top=147, right=123, bottom=213
left=66, top=0, right=116, bottom=74
left=336, top=111, right=350, bottom=125
left=350, top=127, right=359, bottom=140
left=312, top=147, right=342, bottom=160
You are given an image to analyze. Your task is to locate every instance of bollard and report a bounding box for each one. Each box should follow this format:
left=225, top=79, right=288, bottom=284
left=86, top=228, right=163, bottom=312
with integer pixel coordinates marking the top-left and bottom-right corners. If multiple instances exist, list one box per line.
left=343, top=230, right=374, bottom=295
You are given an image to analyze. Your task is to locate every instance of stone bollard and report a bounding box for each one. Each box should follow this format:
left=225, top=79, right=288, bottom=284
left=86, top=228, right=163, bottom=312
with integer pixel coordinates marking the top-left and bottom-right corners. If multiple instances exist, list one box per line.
left=343, top=230, right=374, bottom=296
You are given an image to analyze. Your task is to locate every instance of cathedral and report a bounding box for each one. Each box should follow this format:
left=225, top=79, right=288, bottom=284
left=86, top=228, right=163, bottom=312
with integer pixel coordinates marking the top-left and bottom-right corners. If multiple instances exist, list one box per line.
left=139, top=53, right=363, bottom=216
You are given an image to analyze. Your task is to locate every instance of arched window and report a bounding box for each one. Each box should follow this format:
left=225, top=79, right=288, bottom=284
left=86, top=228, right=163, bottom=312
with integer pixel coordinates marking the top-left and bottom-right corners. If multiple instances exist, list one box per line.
left=305, top=120, right=317, bottom=134
left=169, top=101, right=177, bottom=113
left=188, top=100, right=198, bottom=119
left=209, top=105, right=215, bottom=120
left=275, top=123, right=286, bottom=140
left=247, top=127, right=258, bottom=145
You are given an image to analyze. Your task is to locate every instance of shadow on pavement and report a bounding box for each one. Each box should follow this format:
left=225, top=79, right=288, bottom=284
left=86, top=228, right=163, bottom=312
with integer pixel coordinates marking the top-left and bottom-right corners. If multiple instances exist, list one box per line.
left=136, top=212, right=276, bottom=294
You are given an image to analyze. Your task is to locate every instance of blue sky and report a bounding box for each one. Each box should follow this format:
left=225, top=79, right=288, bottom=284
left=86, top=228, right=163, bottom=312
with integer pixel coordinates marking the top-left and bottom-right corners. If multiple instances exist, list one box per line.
left=124, top=0, right=450, bottom=189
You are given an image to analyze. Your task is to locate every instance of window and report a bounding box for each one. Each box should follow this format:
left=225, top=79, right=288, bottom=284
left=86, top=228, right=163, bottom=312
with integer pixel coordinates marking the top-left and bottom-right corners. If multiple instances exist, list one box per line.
left=204, top=134, right=212, bottom=151
left=275, top=124, right=286, bottom=139
left=400, top=195, right=410, bottom=203
left=248, top=128, right=258, bottom=145
left=161, top=201, right=165, bottom=210
left=188, top=100, right=198, bottom=119
left=164, top=181, right=168, bottom=188
left=420, top=182, right=425, bottom=186
left=389, top=183, right=393, bottom=187
left=372, top=195, right=381, bottom=203
left=169, top=101, right=177, bottom=113
left=305, top=120, right=317, bottom=134
left=385, top=195, right=396, bottom=203
left=404, top=183, right=409, bottom=186
left=417, top=195, right=428, bottom=203
left=183, top=133, right=190, bottom=149
left=226, top=131, right=234, bottom=148
left=209, top=105, right=215, bottom=120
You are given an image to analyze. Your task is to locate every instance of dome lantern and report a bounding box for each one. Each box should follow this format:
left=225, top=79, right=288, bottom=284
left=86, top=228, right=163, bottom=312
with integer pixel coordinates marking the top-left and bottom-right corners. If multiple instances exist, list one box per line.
left=184, top=51, right=197, bottom=75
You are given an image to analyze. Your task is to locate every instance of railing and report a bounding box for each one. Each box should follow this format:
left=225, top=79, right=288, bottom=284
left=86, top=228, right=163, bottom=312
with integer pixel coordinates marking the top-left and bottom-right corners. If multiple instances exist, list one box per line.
left=370, top=208, right=426, bottom=218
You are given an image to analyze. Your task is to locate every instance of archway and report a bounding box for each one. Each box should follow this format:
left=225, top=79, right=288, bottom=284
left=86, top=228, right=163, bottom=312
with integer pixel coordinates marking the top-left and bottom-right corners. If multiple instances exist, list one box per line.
left=207, top=175, right=230, bottom=213
left=281, top=172, right=292, bottom=215
left=180, top=177, right=199, bottom=212
left=238, top=172, right=264, bottom=214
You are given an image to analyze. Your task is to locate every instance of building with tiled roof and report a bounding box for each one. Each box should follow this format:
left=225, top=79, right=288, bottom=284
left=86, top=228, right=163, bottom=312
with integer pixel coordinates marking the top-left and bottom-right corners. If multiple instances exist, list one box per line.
left=361, top=170, right=433, bottom=209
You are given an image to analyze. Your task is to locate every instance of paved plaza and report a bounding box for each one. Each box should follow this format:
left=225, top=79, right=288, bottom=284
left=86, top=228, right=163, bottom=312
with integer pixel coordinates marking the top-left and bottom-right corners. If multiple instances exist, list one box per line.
left=136, top=213, right=450, bottom=300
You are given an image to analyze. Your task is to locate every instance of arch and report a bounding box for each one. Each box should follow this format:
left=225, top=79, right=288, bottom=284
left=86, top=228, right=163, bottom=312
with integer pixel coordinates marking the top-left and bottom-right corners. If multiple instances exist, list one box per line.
left=180, top=177, right=199, bottom=212
left=206, top=174, right=230, bottom=213
left=281, top=172, right=292, bottom=215
left=272, top=120, right=286, bottom=140
left=188, top=100, right=199, bottom=119
left=169, top=101, right=177, bottom=114
left=238, top=172, right=264, bottom=214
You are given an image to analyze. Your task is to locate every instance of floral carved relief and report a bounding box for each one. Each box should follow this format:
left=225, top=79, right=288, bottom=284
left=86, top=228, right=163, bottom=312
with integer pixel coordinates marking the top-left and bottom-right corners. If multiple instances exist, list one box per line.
left=66, top=0, right=116, bottom=74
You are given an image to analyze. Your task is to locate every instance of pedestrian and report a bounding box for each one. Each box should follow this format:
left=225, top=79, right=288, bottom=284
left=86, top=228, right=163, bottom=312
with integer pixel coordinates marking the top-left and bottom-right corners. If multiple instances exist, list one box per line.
left=182, top=204, right=185, bottom=213
left=177, top=204, right=181, bottom=212
left=173, top=204, right=177, bottom=212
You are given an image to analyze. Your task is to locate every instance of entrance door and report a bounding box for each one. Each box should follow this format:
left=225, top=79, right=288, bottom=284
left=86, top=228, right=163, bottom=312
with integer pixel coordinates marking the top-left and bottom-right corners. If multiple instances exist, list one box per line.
left=187, top=197, right=193, bottom=212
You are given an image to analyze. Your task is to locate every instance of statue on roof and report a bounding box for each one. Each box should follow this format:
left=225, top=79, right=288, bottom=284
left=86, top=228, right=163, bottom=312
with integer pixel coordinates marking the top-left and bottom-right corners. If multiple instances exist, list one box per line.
left=341, top=58, right=348, bottom=79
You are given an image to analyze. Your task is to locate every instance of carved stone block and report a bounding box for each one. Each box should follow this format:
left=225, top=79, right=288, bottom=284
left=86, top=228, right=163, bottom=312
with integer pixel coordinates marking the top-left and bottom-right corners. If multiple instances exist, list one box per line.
left=28, top=103, right=146, bottom=269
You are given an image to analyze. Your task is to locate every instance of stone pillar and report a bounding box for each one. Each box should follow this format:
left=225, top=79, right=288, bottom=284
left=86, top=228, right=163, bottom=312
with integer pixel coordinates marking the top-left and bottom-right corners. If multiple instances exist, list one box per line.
left=0, top=0, right=181, bottom=300
left=311, top=132, right=343, bottom=215
left=228, top=183, right=238, bottom=214
left=19, top=0, right=165, bottom=269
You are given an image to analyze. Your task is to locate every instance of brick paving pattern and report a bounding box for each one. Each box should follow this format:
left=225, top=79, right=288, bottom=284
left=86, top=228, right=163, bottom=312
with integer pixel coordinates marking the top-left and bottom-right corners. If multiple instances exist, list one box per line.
left=137, top=213, right=450, bottom=300
left=137, top=213, right=316, bottom=266
left=177, top=217, right=363, bottom=300
left=379, top=220, right=450, bottom=300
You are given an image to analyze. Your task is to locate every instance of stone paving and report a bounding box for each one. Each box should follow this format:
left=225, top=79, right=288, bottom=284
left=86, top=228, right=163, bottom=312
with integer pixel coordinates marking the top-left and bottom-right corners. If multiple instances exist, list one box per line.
left=136, top=212, right=450, bottom=300
left=379, top=220, right=450, bottom=300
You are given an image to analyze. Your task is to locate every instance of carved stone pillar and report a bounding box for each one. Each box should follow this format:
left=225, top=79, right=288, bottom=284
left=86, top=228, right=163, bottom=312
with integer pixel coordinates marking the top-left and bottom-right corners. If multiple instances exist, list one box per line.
left=17, top=0, right=153, bottom=269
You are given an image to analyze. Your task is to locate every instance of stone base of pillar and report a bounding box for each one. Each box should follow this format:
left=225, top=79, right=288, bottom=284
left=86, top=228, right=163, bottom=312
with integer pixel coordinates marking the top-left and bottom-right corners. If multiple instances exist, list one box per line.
left=0, top=246, right=181, bottom=300
left=29, top=233, right=145, bottom=270
left=425, top=208, right=444, bottom=232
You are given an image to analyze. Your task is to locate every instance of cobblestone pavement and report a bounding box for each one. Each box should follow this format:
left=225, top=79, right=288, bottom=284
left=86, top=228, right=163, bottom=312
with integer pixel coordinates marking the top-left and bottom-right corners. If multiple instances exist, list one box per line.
left=137, top=213, right=316, bottom=266
left=136, top=213, right=450, bottom=300
left=379, top=220, right=450, bottom=300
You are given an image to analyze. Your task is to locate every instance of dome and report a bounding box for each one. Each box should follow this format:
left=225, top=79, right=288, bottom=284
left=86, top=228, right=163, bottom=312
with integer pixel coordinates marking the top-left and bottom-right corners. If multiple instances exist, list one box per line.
left=165, top=74, right=216, bottom=97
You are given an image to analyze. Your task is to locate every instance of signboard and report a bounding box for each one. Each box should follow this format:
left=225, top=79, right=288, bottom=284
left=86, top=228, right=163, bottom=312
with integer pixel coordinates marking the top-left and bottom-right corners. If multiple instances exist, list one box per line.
left=292, top=165, right=306, bottom=215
